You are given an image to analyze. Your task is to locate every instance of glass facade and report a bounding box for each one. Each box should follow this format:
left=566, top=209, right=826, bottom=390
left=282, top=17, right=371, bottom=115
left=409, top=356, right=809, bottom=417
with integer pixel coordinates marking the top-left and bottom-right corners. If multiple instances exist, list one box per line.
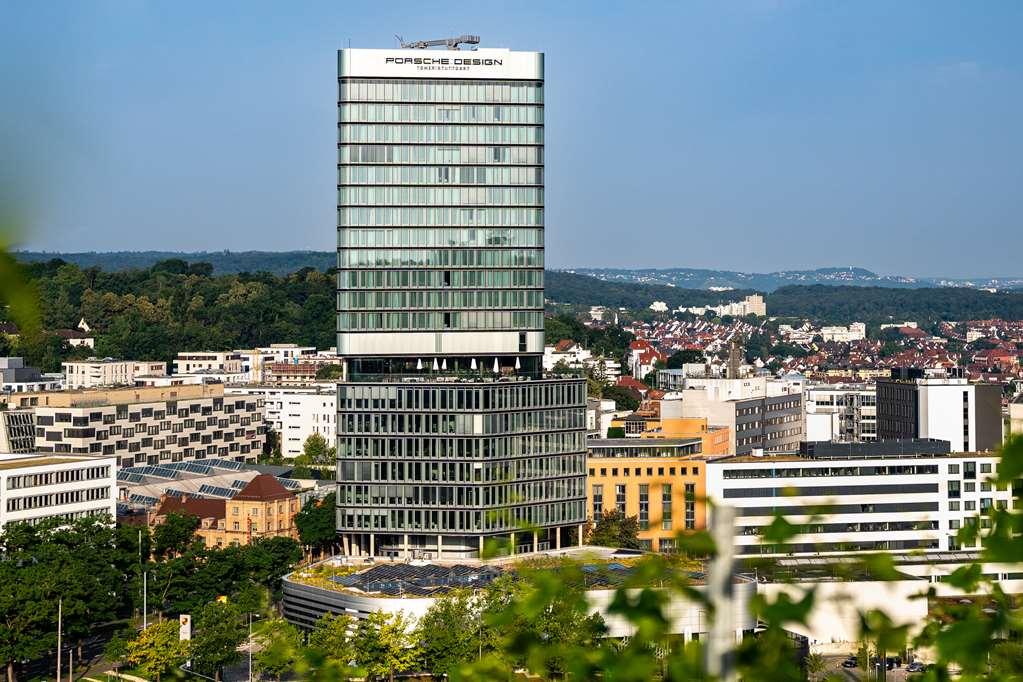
left=335, top=48, right=586, bottom=558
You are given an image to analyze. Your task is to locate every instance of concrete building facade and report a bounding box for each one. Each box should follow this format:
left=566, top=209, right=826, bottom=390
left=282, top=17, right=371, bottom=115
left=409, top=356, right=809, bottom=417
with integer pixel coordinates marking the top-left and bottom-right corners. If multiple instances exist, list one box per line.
left=804, top=383, right=877, bottom=443
left=0, top=455, right=116, bottom=530
left=10, top=383, right=265, bottom=467
left=63, top=359, right=167, bottom=389
left=226, top=385, right=337, bottom=458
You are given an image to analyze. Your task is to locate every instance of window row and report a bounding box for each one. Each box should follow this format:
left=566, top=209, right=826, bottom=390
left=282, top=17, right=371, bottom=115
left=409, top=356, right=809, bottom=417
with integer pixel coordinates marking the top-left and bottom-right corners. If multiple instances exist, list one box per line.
left=340, top=144, right=541, bottom=165
left=339, top=227, right=542, bottom=249
left=339, top=79, right=543, bottom=104
left=337, top=247, right=543, bottom=269
left=337, top=499, right=585, bottom=534
left=340, top=124, right=542, bottom=146
left=7, top=485, right=110, bottom=511
left=338, top=289, right=542, bottom=311
left=338, top=186, right=542, bottom=207
left=338, top=310, right=543, bottom=331
left=339, top=206, right=543, bottom=228
left=339, top=267, right=542, bottom=290
left=338, top=453, right=583, bottom=486
left=721, top=464, right=942, bottom=479
left=6, top=465, right=111, bottom=490
left=338, top=431, right=586, bottom=460
left=339, top=380, right=585, bottom=412
left=340, top=103, right=543, bottom=124
left=340, top=164, right=542, bottom=186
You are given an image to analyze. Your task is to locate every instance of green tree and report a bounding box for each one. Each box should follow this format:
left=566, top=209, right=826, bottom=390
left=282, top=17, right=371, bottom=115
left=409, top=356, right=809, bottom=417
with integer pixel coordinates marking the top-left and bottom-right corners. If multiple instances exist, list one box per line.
left=190, top=601, right=246, bottom=682
left=315, top=364, right=343, bottom=380
left=416, top=590, right=484, bottom=677
left=153, top=511, right=200, bottom=557
left=351, top=611, right=419, bottom=681
left=586, top=509, right=642, bottom=550
left=295, top=493, right=337, bottom=557
left=243, top=536, right=302, bottom=592
left=125, top=621, right=189, bottom=682
left=103, top=628, right=133, bottom=673
left=307, top=612, right=355, bottom=666
left=253, top=618, right=303, bottom=681
left=805, top=651, right=826, bottom=681
left=666, top=349, right=703, bottom=368
left=302, top=432, right=335, bottom=466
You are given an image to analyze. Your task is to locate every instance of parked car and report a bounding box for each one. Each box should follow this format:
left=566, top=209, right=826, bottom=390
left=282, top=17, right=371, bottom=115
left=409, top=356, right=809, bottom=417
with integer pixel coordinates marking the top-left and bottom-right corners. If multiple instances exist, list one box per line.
left=906, top=661, right=926, bottom=673
left=842, top=657, right=858, bottom=668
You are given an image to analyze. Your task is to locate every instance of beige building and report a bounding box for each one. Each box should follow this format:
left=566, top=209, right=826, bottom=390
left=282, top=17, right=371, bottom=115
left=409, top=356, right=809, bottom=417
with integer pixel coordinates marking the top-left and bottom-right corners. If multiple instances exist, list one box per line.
left=0, top=409, right=35, bottom=453
left=63, top=358, right=167, bottom=389
left=174, top=351, right=243, bottom=375
left=149, top=474, right=299, bottom=548
left=10, top=383, right=265, bottom=467
left=1010, top=395, right=1023, bottom=436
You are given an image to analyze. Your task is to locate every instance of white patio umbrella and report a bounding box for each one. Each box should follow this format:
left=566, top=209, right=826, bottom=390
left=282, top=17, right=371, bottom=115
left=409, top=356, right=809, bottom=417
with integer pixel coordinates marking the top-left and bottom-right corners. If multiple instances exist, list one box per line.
left=514, top=357, right=521, bottom=370
left=492, top=358, right=500, bottom=373
left=432, top=358, right=439, bottom=371
left=441, top=359, right=448, bottom=370
left=416, top=358, right=423, bottom=370
left=470, top=358, right=477, bottom=370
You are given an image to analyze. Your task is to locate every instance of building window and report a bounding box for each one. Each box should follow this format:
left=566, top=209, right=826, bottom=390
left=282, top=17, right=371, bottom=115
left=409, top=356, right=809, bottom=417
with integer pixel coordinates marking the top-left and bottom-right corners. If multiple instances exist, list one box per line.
left=615, top=484, right=626, bottom=513
left=684, top=483, right=696, bottom=530
left=638, top=484, right=649, bottom=531
left=592, top=485, right=603, bottom=520
left=661, top=484, right=672, bottom=531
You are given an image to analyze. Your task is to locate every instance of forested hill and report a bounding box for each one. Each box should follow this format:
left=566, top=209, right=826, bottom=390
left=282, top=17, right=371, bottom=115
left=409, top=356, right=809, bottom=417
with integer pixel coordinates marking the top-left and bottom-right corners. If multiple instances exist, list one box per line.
left=15, top=250, right=336, bottom=275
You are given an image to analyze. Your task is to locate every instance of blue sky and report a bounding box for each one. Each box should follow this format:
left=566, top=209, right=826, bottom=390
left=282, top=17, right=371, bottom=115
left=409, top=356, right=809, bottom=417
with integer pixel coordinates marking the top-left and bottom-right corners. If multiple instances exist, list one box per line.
left=2, top=1, right=1021, bottom=277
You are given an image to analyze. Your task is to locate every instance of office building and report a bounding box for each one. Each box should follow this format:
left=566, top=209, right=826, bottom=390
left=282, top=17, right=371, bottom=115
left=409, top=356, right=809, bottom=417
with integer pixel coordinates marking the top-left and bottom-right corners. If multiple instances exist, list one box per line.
left=63, top=358, right=167, bottom=389
left=803, top=383, right=877, bottom=442
left=227, top=385, right=337, bottom=458
left=10, top=383, right=265, bottom=467
left=336, top=42, right=586, bottom=559
left=236, top=345, right=319, bottom=383
left=586, top=438, right=707, bottom=552
left=876, top=368, right=1002, bottom=452
left=706, top=443, right=1011, bottom=556
left=654, top=376, right=804, bottom=455
left=0, top=454, right=116, bottom=530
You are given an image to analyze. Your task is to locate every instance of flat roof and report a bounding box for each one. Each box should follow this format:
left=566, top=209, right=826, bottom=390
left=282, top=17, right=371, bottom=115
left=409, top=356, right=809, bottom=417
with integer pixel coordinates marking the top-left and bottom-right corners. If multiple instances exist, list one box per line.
left=0, top=456, right=105, bottom=470
left=712, top=451, right=1000, bottom=464
left=589, top=438, right=703, bottom=447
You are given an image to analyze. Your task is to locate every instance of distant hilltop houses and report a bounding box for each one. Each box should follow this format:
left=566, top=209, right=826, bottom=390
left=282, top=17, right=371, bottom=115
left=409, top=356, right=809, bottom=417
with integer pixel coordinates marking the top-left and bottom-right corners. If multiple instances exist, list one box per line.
left=649, top=294, right=767, bottom=318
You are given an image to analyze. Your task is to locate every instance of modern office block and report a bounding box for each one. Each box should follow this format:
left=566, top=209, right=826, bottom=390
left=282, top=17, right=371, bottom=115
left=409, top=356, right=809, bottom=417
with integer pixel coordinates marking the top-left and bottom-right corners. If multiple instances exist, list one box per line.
left=335, top=43, right=586, bottom=558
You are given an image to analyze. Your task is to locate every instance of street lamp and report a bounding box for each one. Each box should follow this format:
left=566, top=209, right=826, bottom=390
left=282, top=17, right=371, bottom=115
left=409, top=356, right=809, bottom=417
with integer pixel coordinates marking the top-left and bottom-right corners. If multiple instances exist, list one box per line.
left=248, top=613, right=261, bottom=682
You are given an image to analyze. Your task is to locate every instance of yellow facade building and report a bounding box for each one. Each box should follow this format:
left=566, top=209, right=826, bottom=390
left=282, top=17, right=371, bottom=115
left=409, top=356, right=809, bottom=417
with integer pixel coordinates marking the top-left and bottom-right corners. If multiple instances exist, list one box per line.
left=586, top=438, right=710, bottom=553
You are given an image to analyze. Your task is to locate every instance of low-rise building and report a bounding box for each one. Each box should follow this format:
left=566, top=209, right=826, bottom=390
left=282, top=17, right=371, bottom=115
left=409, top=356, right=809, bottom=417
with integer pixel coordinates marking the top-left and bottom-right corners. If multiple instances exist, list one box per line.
left=1, top=357, right=62, bottom=394
left=706, top=442, right=1011, bottom=556
left=803, top=383, right=877, bottom=442
left=236, top=345, right=318, bottom=383
left=63, top=358, right=167, bottom=388
left=226, top=386, right=336, bottom=458
left=148, top=473, right=299, bottom=547
left=587, top=438, right=707, bottom=552
left=10, top=383, right=265, bottom=467
left=1011, top=395, right=1023, bottom=435
left=0, top=454, right=116, bottom=530
left=173, top=351, right=243, bottom=375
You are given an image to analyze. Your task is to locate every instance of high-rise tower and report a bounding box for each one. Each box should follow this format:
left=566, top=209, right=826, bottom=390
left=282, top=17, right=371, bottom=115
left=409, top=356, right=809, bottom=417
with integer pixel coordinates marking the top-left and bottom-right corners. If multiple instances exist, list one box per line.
left=336, top=42, right=587, bottom=559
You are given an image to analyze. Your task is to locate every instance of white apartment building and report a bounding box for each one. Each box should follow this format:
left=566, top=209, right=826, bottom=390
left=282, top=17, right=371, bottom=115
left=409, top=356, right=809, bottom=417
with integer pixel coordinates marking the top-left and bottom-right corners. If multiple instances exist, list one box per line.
left=543, top=343, right=621, bottom=381
left=706, top=450, right=1011, bottom=556
left=586, top=398, right=617, bottom=439
left=226, top=385, right=336, bottom=458
left=819, top=323, right=866, bottom=343
left=173, top=351, right=244, bottom=375
left=804, top=384, right=877, bottom=442
left=0, top=454, right=117, bottom=530
left=679, top=294, right=767, bottom=318
left=63, top=358, right=167, bottom=389
left=236, top=344, right=318, bottom=383
left=9, top=383, right=265, bottom=467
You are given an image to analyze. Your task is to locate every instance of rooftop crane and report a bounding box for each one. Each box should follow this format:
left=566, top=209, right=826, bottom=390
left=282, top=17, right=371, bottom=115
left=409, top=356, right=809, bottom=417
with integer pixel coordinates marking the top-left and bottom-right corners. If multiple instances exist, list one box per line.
left=395, top=34, right=480, bottom=50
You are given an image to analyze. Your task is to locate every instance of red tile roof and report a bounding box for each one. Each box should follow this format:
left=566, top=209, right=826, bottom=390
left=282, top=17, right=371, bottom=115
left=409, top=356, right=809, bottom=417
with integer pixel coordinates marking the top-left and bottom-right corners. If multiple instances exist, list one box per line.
left=234, top=474, right=293, bottom=501
left=156, top=495, right=226, bottom=520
